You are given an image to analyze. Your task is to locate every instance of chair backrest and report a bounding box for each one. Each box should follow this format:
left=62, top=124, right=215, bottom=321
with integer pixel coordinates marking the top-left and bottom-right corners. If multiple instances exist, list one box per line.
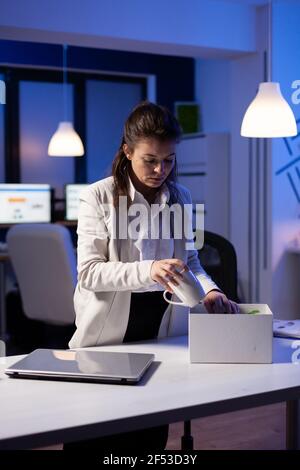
left=7, top=224, right=77, bottom=325
left=197, top=230, right=239, bottom=302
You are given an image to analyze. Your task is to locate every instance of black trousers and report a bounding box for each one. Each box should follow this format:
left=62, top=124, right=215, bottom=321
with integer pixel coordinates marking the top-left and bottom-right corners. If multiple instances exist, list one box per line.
left=123, top=290, right=168, bottom=342
left=64, top=291, right=169, bottom=453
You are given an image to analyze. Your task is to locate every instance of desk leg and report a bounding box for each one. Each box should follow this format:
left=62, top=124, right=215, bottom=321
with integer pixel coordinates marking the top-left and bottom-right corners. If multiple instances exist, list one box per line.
left=181, top=420, right=194, bottom=450
left=286, top=400, right=300, bottom=450
left=0, top=261, right=7, bottom=340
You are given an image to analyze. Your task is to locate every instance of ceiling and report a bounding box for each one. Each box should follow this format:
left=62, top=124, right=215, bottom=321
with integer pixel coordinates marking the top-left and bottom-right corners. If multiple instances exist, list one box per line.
left=213, top=0, right=268, bottom=5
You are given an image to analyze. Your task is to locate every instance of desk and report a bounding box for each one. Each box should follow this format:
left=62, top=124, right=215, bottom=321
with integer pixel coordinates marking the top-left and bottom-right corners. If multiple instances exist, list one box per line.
left=0, top=335, right=300, bottom=450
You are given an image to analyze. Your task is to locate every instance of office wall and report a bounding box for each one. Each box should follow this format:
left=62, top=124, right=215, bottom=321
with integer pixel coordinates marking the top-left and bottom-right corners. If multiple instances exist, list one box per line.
left=195, top=59, right=231, bottom=133
left=86, top=80, right=143, bottom=182
left=230, top=50, right=272, bottom=306
left=196, top=2, right=300, bottom=317
left=0, top=73, right=4, bottom=182
left=19, top=81, right=74, bottom=198
left=0, top=40, right=194, bottom=192
left=196, top=53, right=265, bottom=303
left=195, top=6, right=270, bottom=304
left=271, top=0, right=300, bottom=319
left=19, top=77, right=144, bottom=192
left=0, top=40, right=194, bottom=112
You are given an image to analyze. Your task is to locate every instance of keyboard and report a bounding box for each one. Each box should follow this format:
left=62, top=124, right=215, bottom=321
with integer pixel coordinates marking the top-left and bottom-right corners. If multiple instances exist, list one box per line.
left=273, top=320, right=300, bottom=339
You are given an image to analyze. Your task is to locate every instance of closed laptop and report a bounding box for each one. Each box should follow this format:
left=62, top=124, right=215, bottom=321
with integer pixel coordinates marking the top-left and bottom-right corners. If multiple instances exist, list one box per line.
left=5, top=348, right=155, bottom=384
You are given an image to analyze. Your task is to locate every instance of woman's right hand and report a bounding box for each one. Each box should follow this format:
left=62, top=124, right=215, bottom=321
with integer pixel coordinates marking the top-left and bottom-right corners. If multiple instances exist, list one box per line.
left=150, top=259, right=189, bottom=293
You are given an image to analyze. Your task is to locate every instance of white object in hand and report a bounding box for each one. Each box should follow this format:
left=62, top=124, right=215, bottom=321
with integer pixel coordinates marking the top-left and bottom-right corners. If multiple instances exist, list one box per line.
left=163, top=269, right=205, bottom=308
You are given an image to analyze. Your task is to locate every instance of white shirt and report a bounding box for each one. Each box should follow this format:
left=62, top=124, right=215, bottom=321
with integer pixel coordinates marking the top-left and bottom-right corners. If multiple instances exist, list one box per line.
left=70, top=176, right=219, bottom=348
left=123, top=176, right=174, bottom=292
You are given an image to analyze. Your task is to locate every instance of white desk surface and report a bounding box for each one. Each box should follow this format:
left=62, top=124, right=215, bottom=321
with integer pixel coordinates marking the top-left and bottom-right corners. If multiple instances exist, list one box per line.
left=0, top=335, right=300, bottom=449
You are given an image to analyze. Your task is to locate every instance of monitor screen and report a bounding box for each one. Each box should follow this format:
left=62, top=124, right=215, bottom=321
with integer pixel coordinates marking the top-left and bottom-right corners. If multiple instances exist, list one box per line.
left=65, top=184, right=89, bottom=221
left=0, top=184, right=52, bottom=224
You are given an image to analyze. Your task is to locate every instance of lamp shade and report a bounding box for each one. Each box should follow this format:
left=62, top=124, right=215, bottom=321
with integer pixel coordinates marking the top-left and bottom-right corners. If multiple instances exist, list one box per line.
left=48, top=121, right=84, bottom=157
left=241, top=82, right=297, bottom=138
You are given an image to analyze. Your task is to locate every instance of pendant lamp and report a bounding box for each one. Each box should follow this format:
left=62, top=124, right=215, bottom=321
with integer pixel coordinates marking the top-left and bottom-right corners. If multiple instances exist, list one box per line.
left=240, top=0, right=297, bottom=138
left=48, top=45, right=84, bottom=156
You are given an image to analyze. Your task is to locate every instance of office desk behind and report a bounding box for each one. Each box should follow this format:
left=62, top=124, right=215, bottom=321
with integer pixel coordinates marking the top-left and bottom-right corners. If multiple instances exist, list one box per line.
left=0, top=335, right=300, bottom=450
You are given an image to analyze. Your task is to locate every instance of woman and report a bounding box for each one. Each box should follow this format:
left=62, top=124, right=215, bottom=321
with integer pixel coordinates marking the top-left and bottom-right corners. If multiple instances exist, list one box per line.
left=66, top=101, right=238, bottom=452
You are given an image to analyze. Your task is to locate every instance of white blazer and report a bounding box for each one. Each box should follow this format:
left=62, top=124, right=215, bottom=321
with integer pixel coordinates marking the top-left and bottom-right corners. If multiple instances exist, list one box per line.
left=69, top=176, right=219, bottom=348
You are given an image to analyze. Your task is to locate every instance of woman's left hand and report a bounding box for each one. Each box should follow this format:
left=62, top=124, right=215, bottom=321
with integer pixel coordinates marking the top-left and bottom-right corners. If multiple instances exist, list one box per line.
left=203, top=290, right=239, bottom=314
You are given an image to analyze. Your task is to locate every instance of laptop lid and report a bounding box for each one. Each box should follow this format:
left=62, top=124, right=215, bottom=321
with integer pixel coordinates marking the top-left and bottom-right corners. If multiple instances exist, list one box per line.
left=5, top=349, right=155, bottom=384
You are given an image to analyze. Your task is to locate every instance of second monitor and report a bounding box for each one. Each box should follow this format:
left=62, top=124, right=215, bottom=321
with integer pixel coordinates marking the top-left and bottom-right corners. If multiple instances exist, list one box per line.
left=65, top=184, right=89, bottom=221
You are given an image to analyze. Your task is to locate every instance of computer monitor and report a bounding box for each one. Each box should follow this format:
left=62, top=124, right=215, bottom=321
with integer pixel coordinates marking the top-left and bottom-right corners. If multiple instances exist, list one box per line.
left=0, top=184, right=52, bottom=224
left=65, top=184, right=89, bottom=221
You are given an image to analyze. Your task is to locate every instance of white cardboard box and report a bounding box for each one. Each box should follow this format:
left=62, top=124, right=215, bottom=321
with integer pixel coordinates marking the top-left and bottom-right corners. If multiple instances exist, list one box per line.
left=189, top=304, right=273, bottom=364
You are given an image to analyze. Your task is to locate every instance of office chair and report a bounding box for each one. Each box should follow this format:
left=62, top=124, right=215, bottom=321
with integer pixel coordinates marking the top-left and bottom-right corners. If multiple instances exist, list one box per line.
left=7, top=224, right=77, bottom=349
left=197, top=230, right=239, bottom=302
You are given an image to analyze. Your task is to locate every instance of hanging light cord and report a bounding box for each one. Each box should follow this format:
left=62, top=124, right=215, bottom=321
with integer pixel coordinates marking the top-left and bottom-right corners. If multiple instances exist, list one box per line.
left=63, top=44, right=68, bottom=122
left=268, top=0, right=272, bottom=82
